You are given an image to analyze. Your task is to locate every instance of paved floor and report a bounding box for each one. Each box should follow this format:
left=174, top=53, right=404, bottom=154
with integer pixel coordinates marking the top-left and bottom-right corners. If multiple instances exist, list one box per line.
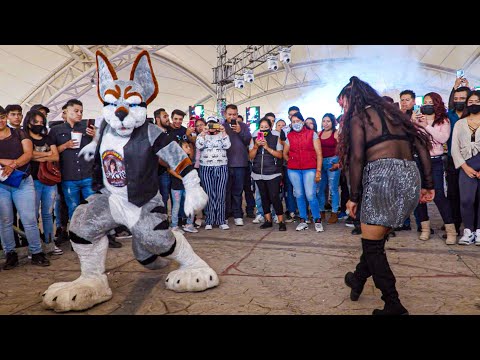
left=1, top=205, right=480, bottom=315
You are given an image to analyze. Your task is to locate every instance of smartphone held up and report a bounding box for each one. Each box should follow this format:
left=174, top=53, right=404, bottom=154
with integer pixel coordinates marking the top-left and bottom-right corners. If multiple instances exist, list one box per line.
left=208, top=123, right=220, bottom=130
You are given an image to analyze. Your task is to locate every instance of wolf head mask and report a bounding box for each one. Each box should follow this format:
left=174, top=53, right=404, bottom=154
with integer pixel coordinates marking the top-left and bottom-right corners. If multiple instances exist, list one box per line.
left=96, top=50, right=158, bottom=137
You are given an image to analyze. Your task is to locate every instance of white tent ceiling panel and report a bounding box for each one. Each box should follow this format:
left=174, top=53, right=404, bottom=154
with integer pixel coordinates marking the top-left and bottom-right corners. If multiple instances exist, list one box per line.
left=1, top=45, right=479, bottom=122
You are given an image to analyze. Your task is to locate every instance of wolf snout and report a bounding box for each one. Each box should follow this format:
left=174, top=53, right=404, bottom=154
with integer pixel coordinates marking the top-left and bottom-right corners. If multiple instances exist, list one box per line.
left=115, top=107, right=129, bottom=122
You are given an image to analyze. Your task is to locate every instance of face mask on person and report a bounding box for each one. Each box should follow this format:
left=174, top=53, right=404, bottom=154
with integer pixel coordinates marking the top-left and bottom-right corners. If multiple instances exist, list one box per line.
left=454, top=102, right=466, bottom=111
left=467, top=104, right=480, bottom=114
left=29, top=125, right=44, bottom=135
left=262, top=130, right=270, bottom=137
left=292, top=122, right=304, bottom=132
left=420, top=105, right=435, bottom=115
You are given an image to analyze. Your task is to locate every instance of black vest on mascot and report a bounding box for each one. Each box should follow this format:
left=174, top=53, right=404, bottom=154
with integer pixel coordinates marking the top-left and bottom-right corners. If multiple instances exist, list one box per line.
left=251, top=131, right=282, bottom=176
left=92, top=121, right=161, bottom=207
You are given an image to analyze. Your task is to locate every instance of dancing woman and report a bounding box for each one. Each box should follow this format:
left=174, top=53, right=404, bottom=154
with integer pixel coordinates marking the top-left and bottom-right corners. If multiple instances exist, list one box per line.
left=338, top=76, right=434, bottom=315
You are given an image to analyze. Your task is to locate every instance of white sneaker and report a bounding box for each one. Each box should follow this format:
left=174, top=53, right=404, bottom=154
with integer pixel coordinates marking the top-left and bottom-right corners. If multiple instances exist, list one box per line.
left=183, top=224, right=199, bottom=233
left=458, top=229, right=475, bottom=245
left=52, top=246, right=64, bottom=255
left=475, top=230, right=480, bottom=246
left=115, top=231, right=132, bottom=240
left=253, top=214, right=264, bottom=224
left=234, top=218, right=244, bottom=226
left=315, top=221, right=324, bottom=232
left=296, top=222, right=309, bottom=231
left=205, top=224, right=213, bottom=230
left=306, top=218, right=311, bottom=224
left=219, top=224, right=230, bottom=230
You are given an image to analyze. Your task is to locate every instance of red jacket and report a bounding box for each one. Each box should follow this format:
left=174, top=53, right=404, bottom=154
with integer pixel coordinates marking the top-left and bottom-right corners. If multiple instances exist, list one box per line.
left=287, top=127, right=317, bottom=170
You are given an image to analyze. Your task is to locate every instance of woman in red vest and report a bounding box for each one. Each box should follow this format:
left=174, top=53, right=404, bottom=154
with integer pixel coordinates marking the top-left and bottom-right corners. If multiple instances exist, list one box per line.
left=339, top=76, right=434, bottom=315
left=283, top=112, right=324, bottom=232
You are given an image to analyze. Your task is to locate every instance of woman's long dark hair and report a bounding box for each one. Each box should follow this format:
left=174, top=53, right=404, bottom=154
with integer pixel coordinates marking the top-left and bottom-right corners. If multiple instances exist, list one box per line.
left=22, top=110, right=48, bottom=137
left=460, top=90, right=480, bottom=119
left=321, top=113, right=337, bottom=132
left=337, top=76, right=432, bottom=169
left=423, top=92, right=448, bottom=126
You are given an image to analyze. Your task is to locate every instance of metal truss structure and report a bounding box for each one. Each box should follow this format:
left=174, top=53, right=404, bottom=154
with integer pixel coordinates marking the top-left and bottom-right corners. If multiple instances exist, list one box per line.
left=21, top=45, right=168, bottom=119
left=20, top=45, right=480, bottom=120
left=212, top=45, right=292, bottom=101
left=197, top=58, right=480, bottom=108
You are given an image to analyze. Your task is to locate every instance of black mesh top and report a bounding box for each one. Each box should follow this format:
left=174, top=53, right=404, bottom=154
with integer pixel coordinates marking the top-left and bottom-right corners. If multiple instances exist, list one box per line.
left=349, top=106, right=433, bottom=203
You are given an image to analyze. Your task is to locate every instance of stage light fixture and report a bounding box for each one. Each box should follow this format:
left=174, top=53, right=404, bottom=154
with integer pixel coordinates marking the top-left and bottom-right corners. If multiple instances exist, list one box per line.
left=234, top=76, right=245, bottom=89
left=279, top=47, right=291, bottom=64
left=243, top=69, right=254, bottom=83
left=267, top=56, right=279, bottom=71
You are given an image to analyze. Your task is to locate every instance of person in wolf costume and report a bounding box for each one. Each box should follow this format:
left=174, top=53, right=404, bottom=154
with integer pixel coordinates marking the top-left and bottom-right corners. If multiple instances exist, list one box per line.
left=42, top=50, right=217, bottom=312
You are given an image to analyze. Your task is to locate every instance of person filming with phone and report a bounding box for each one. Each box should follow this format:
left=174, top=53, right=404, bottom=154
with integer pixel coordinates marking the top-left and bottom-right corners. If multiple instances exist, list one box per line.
left=223, top=104, right=252, bottom=226
left=249, top=117, right=286, bottom=231
left=444, top=73, right=472, bottom=236
left=196, top=116, right=231, bottom=230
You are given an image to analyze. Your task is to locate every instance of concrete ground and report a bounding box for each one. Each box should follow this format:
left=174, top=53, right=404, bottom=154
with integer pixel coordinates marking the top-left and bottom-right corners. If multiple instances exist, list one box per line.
left=1, top=204, right=480, bottom=315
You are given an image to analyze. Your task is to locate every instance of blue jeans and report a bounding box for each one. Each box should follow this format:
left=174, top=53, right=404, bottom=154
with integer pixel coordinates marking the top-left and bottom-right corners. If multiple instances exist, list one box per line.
left=255, top=182, right=276, bottom=217
left=158, top=171, right=171, bottom=209
left=62, top=178, right=95, bottom=219
left=54, top=183, right=68, bottom=228
left=170, top=189, right=193, bottom=228
left=283, top=166, right=297, bottom=214
left=317, top=156, right=340, bottom=213
left=34, top=180, right=57, bottom=243
left=0, top=176, right=43, bottom=254
left=287, top=169, right=320, bottom=221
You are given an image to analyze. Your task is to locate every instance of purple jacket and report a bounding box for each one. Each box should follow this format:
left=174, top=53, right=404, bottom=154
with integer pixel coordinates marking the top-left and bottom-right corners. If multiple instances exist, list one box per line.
left=224, top=121, right=252, bottom=167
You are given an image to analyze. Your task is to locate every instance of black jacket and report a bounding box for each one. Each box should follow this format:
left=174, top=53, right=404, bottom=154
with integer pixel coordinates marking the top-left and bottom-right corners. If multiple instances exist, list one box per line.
left=252, top=131, right=282, bottom=176
left=92, top=121, right=160, bottom=207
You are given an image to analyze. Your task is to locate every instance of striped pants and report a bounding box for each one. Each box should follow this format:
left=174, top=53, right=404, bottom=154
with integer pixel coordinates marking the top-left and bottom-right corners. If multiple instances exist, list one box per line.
left=200, top=165, right=228, bottom=226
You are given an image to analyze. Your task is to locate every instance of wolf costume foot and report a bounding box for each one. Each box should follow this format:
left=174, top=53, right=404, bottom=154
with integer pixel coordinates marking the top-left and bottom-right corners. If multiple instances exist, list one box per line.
left=164, top=230, right=219, bottom=292
left=43, top=236, right=112, bottom=312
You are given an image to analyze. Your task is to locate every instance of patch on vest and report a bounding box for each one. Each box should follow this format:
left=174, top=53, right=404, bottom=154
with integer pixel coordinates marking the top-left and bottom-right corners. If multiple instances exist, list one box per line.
left=102, top=150, right=127, bottom=187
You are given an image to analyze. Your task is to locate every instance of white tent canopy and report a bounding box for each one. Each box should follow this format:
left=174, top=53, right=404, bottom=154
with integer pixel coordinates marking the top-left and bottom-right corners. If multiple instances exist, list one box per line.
left=1, top=45, right=479, bottom=122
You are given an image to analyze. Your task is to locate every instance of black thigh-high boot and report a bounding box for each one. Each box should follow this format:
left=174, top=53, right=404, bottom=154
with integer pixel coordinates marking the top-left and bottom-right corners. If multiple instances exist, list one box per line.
left=345, top=249, right=371, bottom=301
left=362, top=238, right=409, bottom=315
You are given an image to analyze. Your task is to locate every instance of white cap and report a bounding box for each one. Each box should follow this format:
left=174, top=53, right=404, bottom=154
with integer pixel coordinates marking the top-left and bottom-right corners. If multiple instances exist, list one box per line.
left=206, top=115, right=219, bottom=123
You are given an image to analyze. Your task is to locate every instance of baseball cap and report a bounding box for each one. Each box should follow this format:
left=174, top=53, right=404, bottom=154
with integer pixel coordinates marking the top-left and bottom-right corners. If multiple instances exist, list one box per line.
left=206, top=115, right=219, bottom=123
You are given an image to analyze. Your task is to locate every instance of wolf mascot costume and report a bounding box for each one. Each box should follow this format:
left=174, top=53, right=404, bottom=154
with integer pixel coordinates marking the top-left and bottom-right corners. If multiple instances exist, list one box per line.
left=42, top=50, right=217, bottom=312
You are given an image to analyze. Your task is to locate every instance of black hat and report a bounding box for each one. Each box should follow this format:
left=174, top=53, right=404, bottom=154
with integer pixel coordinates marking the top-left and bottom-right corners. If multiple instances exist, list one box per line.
left=31, top=104, right=50, bottom=114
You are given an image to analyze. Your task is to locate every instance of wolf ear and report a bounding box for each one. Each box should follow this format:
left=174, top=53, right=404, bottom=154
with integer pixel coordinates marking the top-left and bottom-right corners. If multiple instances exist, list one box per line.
left=130, top=50, right=158, bottom=105
left=96, top=51, right=118, bottom=103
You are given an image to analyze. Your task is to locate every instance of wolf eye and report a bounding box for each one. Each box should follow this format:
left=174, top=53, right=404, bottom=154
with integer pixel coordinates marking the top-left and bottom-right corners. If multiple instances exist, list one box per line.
left=130, top=103, right=139, bottom=108
left=103, top=101, right=117, bottom=107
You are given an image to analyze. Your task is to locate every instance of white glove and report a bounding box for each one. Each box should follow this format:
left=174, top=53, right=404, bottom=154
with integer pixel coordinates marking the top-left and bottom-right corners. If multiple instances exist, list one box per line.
left=78, top=141, right=97, bottom=162
left=183, top=170, right=208, bottom=217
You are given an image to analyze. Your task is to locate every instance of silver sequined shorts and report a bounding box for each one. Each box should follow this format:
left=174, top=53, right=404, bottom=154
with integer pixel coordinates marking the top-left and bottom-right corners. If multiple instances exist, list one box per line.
left=360, top=158, right=421, bottom=228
